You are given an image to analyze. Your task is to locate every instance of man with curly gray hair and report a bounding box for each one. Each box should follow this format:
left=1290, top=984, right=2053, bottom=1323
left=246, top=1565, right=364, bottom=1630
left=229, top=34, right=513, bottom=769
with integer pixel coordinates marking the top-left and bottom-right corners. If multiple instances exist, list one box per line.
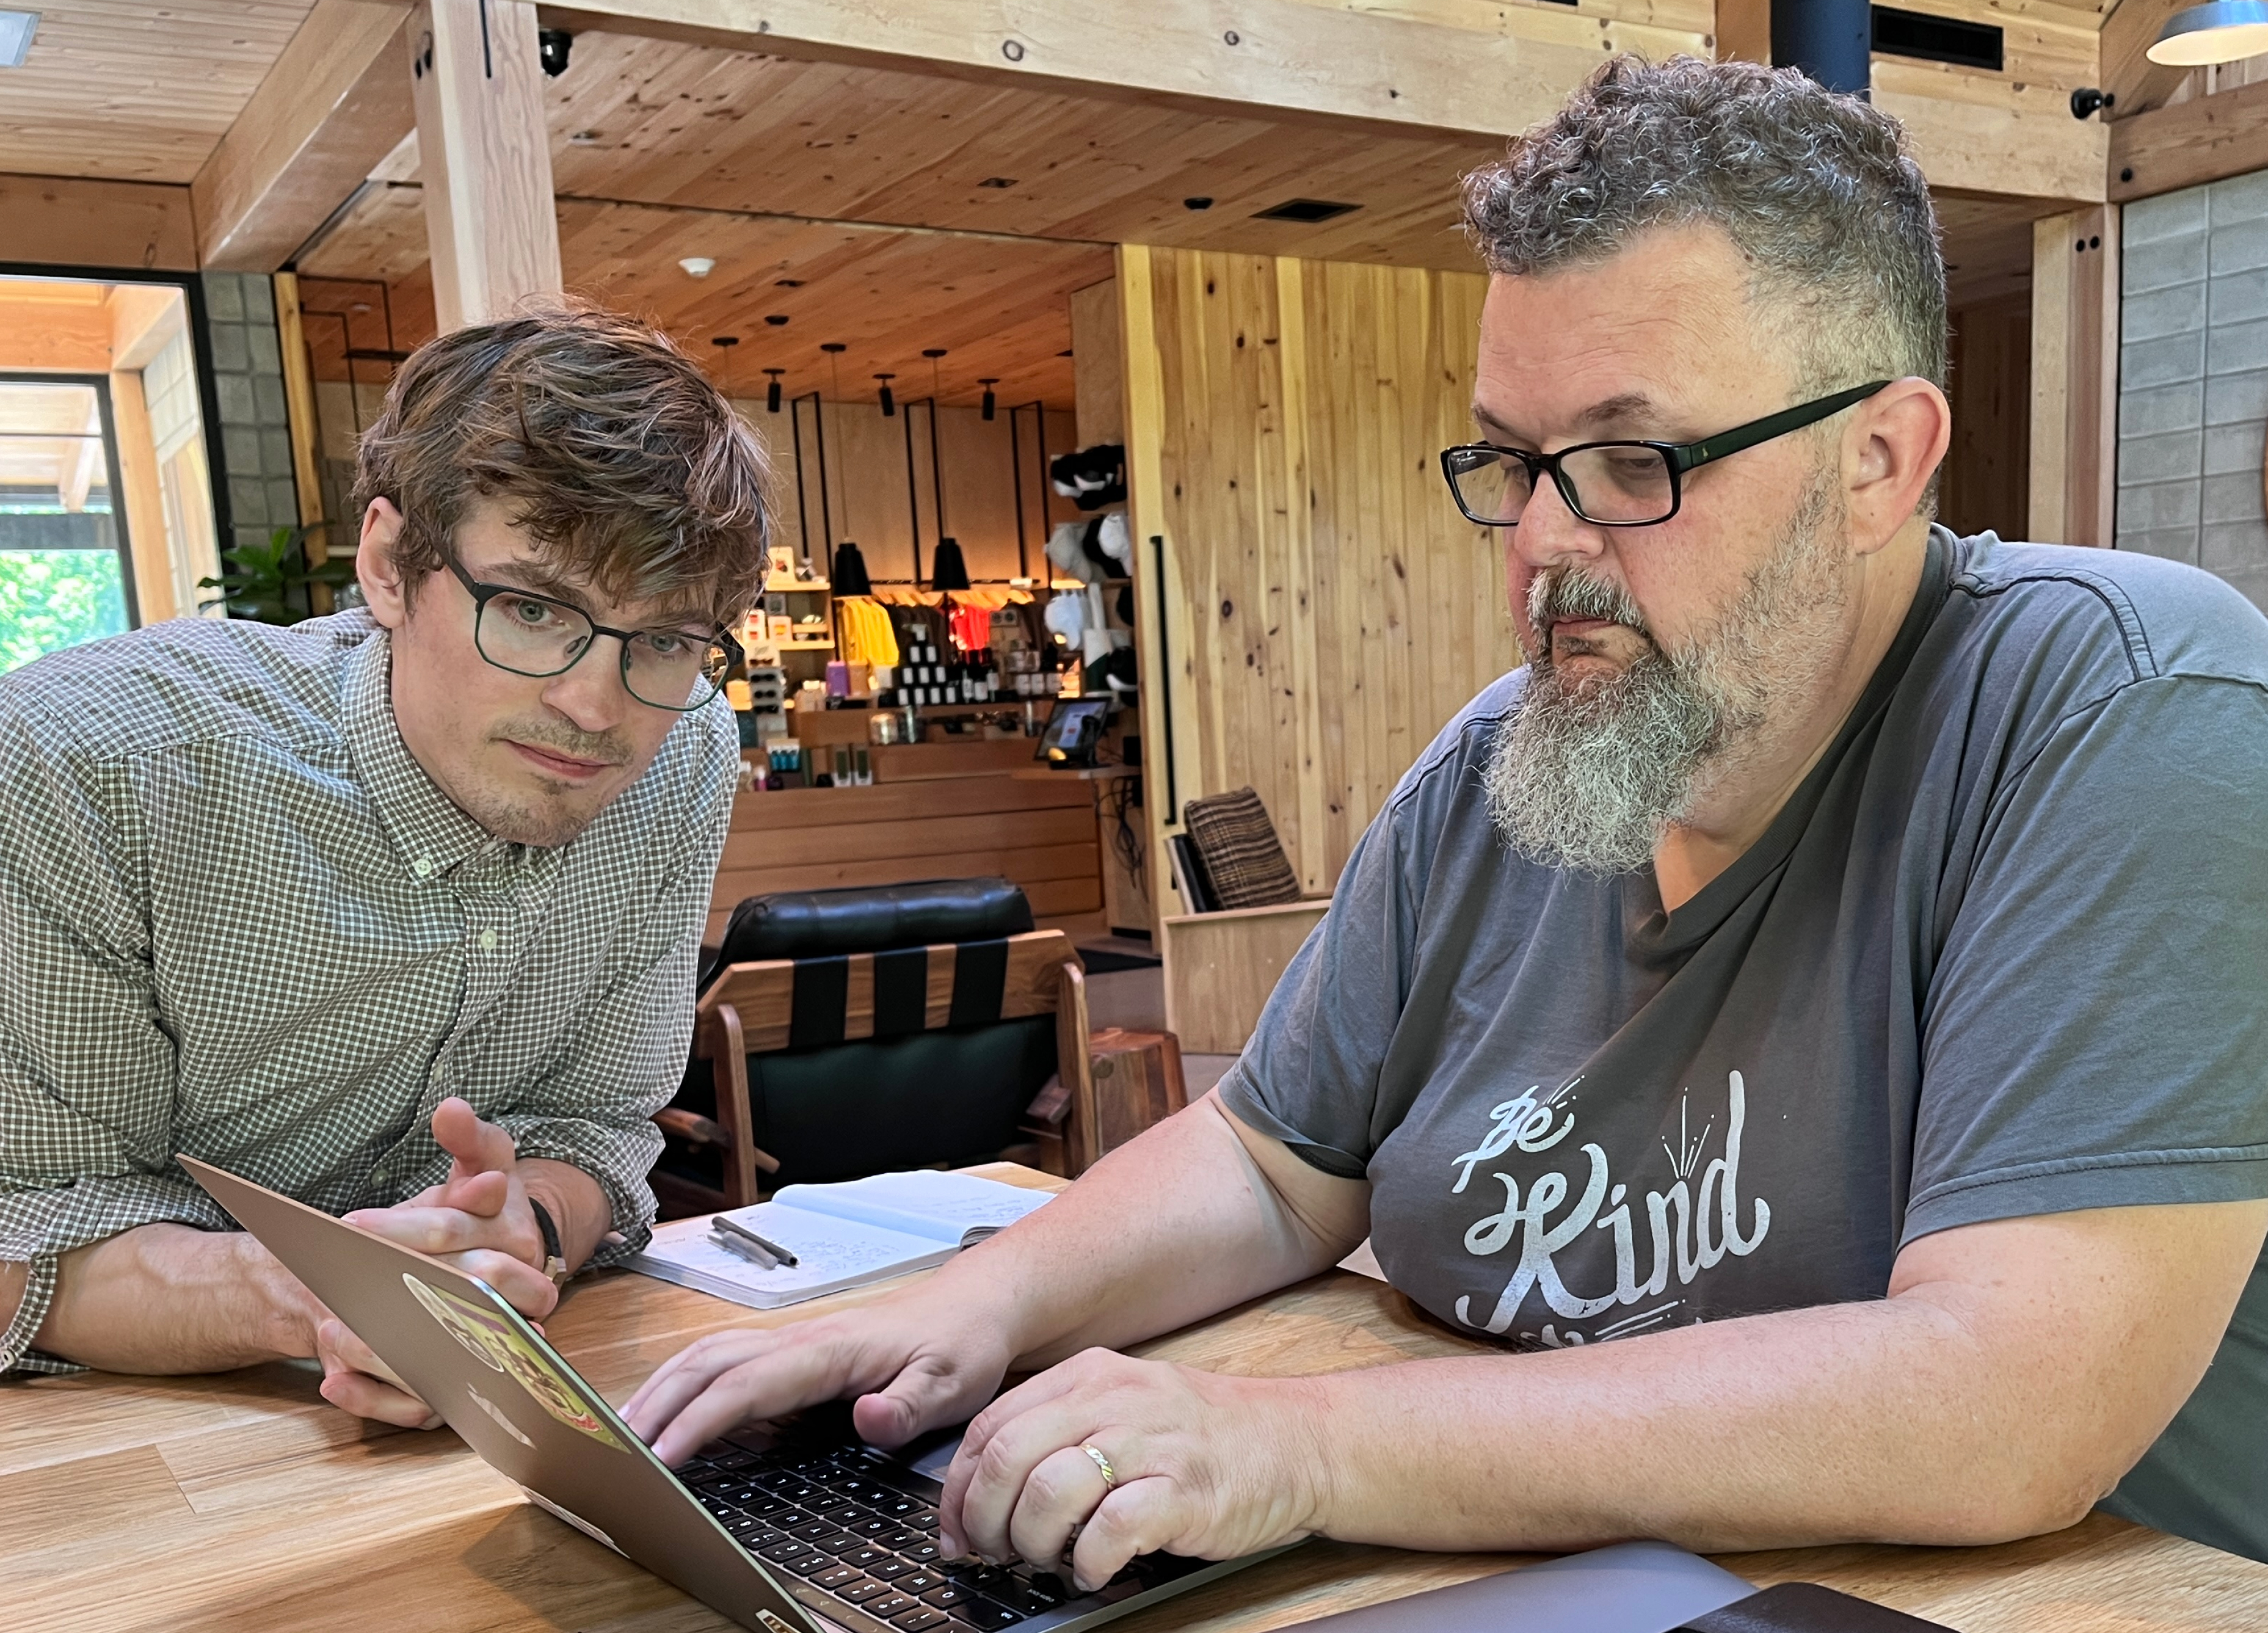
left=623, top=57, right=2268, bottom=1573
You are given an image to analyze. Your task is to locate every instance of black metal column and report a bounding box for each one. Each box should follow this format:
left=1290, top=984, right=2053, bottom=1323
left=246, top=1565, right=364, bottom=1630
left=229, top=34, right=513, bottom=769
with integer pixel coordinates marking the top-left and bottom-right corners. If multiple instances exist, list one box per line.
left=1773, top=0, right=1870, bottom=95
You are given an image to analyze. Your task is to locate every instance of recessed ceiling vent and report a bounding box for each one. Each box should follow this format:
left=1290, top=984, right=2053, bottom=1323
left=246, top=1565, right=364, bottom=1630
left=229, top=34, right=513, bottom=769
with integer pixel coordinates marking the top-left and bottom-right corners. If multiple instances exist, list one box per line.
left=1251, top=198, right=1362, bottom=224
left=1871, top=5, right=2003, bottom=72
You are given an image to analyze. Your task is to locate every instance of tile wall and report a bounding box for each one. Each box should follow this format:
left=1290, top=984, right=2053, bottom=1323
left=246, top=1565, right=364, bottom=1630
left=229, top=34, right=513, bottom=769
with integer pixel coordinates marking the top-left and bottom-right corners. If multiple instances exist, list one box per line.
left=2118, top=172, right=2268, bottom=609
left=197, top=271, right=302, bottom=556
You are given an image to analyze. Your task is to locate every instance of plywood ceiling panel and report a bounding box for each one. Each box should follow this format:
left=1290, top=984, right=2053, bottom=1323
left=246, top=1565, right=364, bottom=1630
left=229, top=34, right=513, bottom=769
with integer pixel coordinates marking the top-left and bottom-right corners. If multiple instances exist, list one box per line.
left=544, top=32, right=1496, bottom=269
left=300, top=193, right=1110, bottom=410
left=380, top=30, right=1501, bottom=272
left=0, top=2, right=317, bottom=183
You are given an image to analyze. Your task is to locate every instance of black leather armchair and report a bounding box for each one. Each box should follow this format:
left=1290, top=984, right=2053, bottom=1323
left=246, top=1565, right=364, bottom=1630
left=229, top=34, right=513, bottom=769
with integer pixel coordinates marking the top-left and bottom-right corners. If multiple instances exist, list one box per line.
left=653, top=878, right=1093, bottom=1216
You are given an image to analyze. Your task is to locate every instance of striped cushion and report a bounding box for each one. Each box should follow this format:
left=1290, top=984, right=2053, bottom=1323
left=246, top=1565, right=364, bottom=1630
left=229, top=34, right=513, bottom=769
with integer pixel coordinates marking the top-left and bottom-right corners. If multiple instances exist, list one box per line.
left=1182, top=787, right=1301, bottom=910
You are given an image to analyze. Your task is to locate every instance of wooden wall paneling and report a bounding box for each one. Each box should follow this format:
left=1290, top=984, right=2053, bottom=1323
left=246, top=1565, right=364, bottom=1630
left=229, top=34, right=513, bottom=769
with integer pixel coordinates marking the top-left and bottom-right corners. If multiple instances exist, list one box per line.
left=107, top=370, right=178, bottom=625
left=189, top=0, right=414, bottom=271
left=1871, top=71, right=2108, bottom=203
left=1159, top=900, right=1329, bottom=1055
left=409, top=0, right=564, bottom=330
left=2029, top=206, right=2118, bottom=547
left=0, top=1, right=319, bottom=185
left=1129, top=245, right=1511, bottom=903
left=0, top=176, right=198, bottom=273
left=1941, top=292, right=2033, bottom=540
left=1069, top=279, right=1125, bottom=447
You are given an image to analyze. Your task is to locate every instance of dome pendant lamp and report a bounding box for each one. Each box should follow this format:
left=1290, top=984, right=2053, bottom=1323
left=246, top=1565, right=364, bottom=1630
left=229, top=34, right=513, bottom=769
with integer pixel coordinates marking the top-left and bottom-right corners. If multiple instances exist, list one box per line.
left=2149, top=2, right=2268, bottom=65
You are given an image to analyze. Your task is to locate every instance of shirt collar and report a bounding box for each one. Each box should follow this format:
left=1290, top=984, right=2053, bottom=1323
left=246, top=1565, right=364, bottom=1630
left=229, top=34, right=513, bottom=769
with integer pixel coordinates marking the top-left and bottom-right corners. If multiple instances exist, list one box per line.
left=340, top=627, right=527, bottom=886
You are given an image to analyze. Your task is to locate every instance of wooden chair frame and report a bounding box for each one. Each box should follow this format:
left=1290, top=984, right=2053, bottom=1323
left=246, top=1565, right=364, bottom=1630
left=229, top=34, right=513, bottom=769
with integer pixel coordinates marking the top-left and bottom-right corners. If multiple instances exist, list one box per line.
left=673, top=929, right=1099, bottom=1209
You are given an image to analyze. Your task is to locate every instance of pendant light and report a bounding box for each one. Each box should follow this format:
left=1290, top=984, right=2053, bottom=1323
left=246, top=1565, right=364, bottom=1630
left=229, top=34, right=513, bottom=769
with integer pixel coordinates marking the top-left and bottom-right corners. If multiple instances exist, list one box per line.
left=926, top=349, right=965, bottom=589
left=710, top=335, right=739, bottom=401
left=764, top=368, right=784, bottom=413
left=979, top=378, right=998, bottom=422
left=2149, top=2, right=2268, bottom=65
left=875, top=374, right=896, bottom=417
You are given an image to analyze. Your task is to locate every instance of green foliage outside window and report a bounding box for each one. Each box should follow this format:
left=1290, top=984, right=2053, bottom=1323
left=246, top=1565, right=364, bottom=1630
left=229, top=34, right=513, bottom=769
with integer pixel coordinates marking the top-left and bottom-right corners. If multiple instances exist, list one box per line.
left=0, top=550, right=131, bottom=675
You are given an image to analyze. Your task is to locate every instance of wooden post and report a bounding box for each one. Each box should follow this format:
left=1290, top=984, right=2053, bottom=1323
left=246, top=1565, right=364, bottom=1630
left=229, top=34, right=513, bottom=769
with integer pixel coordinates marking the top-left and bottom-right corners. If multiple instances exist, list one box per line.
left=2030, top=207, right=2121, bottom=548
left=407, top=0, right=562, bottom=332
left=108, top=373, right=177, bottom=625
left=272, top=272, right=336, bottom=610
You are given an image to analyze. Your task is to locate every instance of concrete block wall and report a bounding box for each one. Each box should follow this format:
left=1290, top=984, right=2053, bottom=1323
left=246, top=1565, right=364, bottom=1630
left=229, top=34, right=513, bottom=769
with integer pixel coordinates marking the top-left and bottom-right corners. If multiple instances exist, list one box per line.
left=2118, top=172, right=2268, bottom=609
left=197, top=272, right=302, bottom=558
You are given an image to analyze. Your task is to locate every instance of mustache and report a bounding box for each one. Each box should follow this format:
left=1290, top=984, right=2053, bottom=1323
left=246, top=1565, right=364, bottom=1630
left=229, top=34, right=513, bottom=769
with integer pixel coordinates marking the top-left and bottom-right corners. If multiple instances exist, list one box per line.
left=495, top=718, right=631, bottom=766
left=1527, top=567, right=1654, bottom=649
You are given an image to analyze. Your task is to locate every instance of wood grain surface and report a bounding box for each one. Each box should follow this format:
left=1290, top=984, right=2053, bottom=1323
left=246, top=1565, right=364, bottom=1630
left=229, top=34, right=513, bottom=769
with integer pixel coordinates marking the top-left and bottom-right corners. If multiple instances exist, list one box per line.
left=5, top=1163, right=2264, bottom=1633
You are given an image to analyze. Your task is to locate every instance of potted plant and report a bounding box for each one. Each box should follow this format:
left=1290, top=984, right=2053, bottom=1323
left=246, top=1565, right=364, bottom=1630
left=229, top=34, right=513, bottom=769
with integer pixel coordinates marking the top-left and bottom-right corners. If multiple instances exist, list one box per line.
left=197, top=525, right=358, bottom=625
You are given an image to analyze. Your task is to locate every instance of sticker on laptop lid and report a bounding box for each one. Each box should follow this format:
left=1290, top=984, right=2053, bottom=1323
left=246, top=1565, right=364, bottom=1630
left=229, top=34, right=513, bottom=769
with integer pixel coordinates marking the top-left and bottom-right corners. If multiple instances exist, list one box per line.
left=402, top=1273, right=631, bottom=1452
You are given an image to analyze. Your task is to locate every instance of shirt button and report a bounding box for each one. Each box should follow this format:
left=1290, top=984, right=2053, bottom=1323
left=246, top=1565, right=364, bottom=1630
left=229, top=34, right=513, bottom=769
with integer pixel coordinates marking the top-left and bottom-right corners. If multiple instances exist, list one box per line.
left=413, top=856, right=434, bottom=878
left=478, top=929, right=499, bottom=952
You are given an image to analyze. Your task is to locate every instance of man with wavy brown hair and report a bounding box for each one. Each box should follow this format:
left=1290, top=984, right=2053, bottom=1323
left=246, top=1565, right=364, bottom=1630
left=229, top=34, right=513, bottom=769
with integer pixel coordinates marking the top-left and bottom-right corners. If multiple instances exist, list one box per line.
left=0, top=305, right=768, bottom=1422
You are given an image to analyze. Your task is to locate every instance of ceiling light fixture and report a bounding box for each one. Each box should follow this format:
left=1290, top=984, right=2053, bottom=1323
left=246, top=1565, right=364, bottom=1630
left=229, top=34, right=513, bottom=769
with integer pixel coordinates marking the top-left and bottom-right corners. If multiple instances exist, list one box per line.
left=679, top=256, right=716, bottom=278
left=0, top=10, right=38, bottom=67
left=765, top=314, right=789, bottom=327
left=979, top=378, right=999, bottom=422
left=875, top=374, right=896, bottom=417
left=765, top=368, right=785, bottom=413
left=2149, top=1, right=2268, bottom=65
left=710, top=335, right=739, bottom=398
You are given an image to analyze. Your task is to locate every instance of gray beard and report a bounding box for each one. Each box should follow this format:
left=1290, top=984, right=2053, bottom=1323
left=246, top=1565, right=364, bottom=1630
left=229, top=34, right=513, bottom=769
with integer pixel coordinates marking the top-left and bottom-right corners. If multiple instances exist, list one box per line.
left=1486, top=472, right=1844, bottom=876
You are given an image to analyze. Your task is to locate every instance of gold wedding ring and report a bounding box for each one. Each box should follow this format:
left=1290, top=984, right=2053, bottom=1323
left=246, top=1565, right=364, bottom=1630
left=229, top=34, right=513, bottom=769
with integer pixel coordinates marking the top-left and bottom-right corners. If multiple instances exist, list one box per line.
left=1079, top=1442, right=1117, bottom=1491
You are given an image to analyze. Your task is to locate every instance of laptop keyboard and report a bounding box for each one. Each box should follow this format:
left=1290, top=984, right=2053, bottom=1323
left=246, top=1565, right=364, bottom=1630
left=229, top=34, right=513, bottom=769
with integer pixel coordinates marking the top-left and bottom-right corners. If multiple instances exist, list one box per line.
left=681, top=1439, right=1098, bottom=1632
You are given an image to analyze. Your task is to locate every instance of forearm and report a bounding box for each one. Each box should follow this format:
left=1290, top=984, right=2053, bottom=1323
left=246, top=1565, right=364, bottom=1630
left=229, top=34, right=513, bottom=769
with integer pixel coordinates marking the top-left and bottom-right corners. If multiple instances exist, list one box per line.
left=925, top=1094, right=1361, bottom=1369
left=1307, top=1290, right=2108, bottom=1554
left=34, top=1224, right=312, bottom=1374
left=519, top=1157, right=613, bottom=1269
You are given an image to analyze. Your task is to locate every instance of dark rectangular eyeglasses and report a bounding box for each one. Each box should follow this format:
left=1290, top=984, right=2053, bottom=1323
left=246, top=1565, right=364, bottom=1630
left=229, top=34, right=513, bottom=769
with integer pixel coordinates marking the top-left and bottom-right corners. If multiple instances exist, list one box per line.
left=443, top=554, right=744, bottom=712
left=1439, top=380, right=1891, bottom=528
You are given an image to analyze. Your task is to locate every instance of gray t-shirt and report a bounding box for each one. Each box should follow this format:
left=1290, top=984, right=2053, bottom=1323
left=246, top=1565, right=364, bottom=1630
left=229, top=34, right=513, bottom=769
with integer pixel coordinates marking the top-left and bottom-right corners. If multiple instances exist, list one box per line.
left=1220, top=529, right=2268, bottom=1562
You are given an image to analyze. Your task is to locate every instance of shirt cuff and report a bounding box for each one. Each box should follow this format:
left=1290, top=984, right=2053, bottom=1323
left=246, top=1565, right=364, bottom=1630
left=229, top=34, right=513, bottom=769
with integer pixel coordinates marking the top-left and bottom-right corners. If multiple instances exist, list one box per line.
left=496, top=1115, right=665, bottom=1260
left=1, top=1256, right=69, bottom=1376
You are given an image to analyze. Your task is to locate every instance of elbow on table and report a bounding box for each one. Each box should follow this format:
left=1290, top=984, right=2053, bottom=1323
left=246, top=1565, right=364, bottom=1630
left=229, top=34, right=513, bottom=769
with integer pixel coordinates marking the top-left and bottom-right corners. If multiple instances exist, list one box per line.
left=1885, top=1450, right=2121, bottom=1548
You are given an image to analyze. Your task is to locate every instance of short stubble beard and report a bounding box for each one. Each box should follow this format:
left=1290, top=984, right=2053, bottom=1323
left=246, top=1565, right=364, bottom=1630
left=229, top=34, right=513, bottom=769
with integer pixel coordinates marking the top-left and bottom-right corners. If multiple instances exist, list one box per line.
left=1485, top=463, right=1847, bottom=876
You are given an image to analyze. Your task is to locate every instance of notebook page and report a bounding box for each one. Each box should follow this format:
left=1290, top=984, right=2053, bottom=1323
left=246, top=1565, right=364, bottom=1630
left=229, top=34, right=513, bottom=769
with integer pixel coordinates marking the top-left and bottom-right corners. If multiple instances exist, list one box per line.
left=771, top=1171, right=1055, bottom=1245
left=634, top=1201, right=946, bottom=1303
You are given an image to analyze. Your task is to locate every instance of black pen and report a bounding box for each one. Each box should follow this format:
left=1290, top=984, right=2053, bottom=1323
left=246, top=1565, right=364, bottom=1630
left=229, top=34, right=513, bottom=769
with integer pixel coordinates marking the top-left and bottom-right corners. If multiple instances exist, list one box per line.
left=713, top=1213, right=800, bottom=1267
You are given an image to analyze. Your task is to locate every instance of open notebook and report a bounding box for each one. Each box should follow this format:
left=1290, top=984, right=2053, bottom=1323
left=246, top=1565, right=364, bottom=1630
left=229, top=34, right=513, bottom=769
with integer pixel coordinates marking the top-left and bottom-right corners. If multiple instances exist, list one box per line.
left=628, top=1170, right=1056, bottom=1309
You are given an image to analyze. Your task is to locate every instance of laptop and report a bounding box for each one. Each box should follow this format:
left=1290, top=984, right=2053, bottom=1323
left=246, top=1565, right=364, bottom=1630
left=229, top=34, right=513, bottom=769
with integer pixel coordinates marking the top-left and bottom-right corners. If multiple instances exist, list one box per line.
left=178, top=1156, right=1278, bottom=1633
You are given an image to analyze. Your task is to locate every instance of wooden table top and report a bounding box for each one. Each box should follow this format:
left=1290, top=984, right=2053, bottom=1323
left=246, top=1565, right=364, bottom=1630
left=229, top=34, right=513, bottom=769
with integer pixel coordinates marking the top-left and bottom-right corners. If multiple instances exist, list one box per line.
left=8, top=1165, right=2267, bottom=1633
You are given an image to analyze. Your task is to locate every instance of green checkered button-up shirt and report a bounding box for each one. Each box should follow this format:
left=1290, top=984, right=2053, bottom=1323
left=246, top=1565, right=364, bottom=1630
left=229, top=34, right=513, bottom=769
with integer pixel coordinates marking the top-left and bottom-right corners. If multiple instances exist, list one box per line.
left=0, top=610, right=736, bottom=1374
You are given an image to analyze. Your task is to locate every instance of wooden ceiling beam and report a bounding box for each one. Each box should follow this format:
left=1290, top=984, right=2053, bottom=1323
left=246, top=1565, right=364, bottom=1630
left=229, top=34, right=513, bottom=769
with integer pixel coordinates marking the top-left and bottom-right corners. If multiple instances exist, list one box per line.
left=0, top=175, right=198, bottom=273
left=2109, top=74, right=2268, bottom=200
left=2099, top=0, right=2192, bottom=122
left=190, top=0, right=417, bottom=272
left=534, top=0, right=1701, bottom=145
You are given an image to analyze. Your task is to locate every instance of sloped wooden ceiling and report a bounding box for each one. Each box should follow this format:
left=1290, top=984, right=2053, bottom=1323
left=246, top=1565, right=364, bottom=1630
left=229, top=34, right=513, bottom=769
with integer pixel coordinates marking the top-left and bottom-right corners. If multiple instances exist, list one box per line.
left=0, top=1, right=318, bottom=183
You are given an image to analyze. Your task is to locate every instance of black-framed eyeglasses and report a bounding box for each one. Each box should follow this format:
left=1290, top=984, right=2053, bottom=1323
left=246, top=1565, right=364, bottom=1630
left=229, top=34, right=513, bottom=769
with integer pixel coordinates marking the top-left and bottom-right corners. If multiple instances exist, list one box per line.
left=442, top=555, right=743, bottom=712
left=1439, top=380, right=1892, bottom=529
